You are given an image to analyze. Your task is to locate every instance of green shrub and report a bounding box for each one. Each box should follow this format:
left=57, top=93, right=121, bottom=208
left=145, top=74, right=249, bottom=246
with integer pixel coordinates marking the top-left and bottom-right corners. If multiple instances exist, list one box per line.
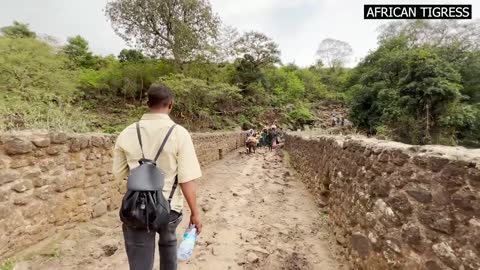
left=0, top=259, right=14, bottom=270
left=287, top=103, right=315, bottom=130
left=0, top=37, right=88, bottom=131
left=159, top=74, right=244, bottom=130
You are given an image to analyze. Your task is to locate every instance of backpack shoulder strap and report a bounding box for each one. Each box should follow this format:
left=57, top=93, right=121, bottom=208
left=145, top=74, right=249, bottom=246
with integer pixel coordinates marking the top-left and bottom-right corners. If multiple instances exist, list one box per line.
left=168, top=175, right=179, bottom=203
left=136, top=122, right=145, bottom=159
left=153, top=124, right=177, bottom=161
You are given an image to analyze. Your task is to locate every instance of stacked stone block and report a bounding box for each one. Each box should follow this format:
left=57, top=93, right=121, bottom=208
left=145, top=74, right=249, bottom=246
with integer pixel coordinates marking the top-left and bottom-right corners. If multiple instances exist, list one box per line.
left=0, top=130, right=244, bottom=259
left=285, top=133, right=480, bottom=270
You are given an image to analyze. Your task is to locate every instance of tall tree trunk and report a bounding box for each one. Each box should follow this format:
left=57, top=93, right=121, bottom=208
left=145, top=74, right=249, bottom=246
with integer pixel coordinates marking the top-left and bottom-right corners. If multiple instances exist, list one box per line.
left=172, top=48, right=184, bottom=71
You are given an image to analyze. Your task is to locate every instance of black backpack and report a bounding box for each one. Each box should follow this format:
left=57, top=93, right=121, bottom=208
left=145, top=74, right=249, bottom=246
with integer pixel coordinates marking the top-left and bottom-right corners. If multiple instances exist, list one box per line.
left=119, top=122, right=178, bottom=231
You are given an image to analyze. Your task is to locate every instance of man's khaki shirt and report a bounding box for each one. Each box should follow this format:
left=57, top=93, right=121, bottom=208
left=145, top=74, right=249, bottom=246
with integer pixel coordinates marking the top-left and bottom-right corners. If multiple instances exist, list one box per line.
left=112, top=113, right=202, bottom=213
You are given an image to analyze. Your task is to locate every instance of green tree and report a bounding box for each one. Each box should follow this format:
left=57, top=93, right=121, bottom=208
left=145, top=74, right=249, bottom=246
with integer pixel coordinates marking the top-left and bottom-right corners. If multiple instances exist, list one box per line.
left=233, top=31, right=281, bottom=67
left=397, top=48, right=462, bottom=143
left=264, top=67, right=305, bottom=106
left=118, top=49, right=146, bottom=63
left=63, top=35, right=98, bottom=69
left=349, top=36, right=464, bottom=145
left=229, top=32, right=281, bottom=95
left=106, top=0, right=220, bottom=68
left=0, top=21, right=36, bottom=38
left=80, top=59, right=176, bottom=101
left=233, top=54, right=264, bottom=90
left=458, top=51, right=480, bottom=104
left=294, top=68, right=330, bottom=101
left=439, top=103, right=480, bottom=147
left=349, top=37, right=411, bottom=133
left=377, top=21, right=479, bottom=145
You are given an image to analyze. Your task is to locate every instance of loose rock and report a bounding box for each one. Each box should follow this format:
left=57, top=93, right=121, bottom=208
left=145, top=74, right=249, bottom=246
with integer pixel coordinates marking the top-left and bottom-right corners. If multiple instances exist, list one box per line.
left=102, top=240, right=119, bottom=257
left=247, top=252, right=259, bottom=263
left=5, top=139, right=32, bottom=155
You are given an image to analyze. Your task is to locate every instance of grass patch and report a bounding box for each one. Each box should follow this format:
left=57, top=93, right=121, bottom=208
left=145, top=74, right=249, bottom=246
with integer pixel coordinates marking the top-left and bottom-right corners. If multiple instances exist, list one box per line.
left=0, top=259, right=15, bottom=270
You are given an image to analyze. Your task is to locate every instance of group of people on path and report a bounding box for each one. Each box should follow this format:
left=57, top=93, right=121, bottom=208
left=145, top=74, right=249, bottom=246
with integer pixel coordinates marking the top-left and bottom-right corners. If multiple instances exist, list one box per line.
left=331, top=112, right=348, bottom=127
left=245, top=123, right=284, bottom=153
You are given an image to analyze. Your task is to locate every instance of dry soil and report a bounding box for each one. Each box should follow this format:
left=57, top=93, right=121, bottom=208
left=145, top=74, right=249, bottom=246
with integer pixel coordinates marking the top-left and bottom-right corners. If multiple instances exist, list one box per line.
left=13, top=149, right=341, bottom=270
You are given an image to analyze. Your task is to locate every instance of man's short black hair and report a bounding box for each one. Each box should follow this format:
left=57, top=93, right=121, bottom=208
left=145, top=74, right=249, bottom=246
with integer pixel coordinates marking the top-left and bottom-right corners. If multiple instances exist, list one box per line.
left=147, top=84, right=174, bottom=108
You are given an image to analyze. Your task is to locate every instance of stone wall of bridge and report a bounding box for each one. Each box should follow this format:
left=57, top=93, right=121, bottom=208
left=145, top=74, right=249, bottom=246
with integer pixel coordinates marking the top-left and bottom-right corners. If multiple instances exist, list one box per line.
left=0, top=130, right=245, bottom=259
left=285, top=133, right=480, bottom=270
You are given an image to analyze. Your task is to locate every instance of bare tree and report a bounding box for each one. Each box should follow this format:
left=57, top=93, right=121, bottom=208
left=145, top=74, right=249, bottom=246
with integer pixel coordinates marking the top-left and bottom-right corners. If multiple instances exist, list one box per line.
left=377, top=19, right=480, bottom=51
left=206, top=24, right=239, bottom=63
left=316, top=38, right=353, bottom=69
left=105, top=0, right=220, bottom=68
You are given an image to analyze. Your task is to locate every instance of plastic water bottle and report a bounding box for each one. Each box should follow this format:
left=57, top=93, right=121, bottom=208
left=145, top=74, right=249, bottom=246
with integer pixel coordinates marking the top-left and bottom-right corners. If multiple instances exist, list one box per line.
left=178, top=225, right=197, bottom=260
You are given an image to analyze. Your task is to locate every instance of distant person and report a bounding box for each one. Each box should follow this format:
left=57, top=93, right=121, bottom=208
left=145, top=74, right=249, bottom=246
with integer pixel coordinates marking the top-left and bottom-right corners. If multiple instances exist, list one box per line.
left=267, top=127, right=278, bottom=151
left=246, top=128, right=255, bottom=143
left=245, top=134, right=258, bottom=154
left=272, top=125, right=280, bottom=145
left=265, top=128, right=273, bottom=151
left=331, top=112, right=337, bottom=127
left=113, top=84, right=202, bottom=270
left=259, top=128, right=268, bottom=147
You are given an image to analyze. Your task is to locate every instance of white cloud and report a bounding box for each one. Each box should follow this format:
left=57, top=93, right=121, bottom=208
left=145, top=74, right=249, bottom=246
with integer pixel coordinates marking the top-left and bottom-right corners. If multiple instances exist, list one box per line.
left=211, top=0, right=319, bottom=16
left=1, top=0, right=478, bottom=67
left=211, top=0, right=479, bottom=67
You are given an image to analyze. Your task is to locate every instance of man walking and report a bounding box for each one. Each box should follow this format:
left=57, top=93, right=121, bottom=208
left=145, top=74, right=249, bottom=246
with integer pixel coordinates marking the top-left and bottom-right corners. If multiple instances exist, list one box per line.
left=113, top=84, right=203, bottom=270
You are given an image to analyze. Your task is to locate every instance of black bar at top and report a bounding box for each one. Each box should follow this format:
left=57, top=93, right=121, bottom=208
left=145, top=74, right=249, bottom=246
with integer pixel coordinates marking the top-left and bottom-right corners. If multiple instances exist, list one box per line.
left=364, top=5, right=472, bottom=19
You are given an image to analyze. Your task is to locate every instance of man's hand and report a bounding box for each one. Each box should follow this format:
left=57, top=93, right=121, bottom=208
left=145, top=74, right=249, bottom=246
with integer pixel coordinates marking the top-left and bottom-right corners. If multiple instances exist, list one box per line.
left=190, top=214, right=202, bottom=234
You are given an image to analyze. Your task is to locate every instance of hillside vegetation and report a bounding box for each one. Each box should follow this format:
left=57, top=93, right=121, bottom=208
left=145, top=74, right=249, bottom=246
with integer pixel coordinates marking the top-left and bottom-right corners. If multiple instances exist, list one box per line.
left=0, top=1, right=479, bottom=147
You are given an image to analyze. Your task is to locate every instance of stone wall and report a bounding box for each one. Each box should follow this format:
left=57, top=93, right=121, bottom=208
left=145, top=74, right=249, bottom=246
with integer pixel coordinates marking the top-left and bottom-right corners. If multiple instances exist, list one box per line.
left=285, top=133, right=480, bottom=270
left=0, top=130, right=244, bottom=259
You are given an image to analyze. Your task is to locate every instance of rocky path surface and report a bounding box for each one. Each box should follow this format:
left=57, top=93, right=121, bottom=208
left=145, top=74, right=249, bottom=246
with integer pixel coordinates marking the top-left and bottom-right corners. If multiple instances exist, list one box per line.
left=14, top=150, right=341, bottom=270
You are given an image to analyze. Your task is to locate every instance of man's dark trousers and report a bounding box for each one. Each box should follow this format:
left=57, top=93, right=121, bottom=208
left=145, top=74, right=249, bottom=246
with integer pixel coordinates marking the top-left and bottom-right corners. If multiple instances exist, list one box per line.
left=123, top=211, right=182, bottom=270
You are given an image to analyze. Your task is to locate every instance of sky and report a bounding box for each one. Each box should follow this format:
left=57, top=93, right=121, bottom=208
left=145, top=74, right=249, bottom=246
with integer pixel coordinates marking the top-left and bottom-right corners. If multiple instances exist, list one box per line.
left=0, top=0, right=477, bottom=67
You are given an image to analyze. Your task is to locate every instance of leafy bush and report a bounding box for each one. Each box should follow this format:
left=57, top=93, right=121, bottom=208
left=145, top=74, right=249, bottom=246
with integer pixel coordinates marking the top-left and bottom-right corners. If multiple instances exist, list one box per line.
left=1, top=21, right=35, bottom=38
left=159, top=74, right=244, bottom=130
left=349, top=37, right=465, bottom=145
left=0, top=37, right=88, bottom=131
left=287, top=103, right=315, bottom=130
left=0, top=258, right=15, bottom=270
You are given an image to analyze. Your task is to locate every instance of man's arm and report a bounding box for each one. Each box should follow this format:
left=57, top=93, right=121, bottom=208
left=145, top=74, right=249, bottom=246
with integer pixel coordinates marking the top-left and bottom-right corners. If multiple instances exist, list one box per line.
left=179, top=181, right=202, bottom=233
left=177, top=128, right=203, bottom=233
left=112, top=137, right=129, bottom=181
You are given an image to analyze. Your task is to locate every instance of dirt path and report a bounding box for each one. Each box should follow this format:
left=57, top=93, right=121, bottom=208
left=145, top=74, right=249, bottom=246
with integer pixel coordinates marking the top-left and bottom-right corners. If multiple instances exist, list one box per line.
left=13, top=150, right=341, bottom=270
